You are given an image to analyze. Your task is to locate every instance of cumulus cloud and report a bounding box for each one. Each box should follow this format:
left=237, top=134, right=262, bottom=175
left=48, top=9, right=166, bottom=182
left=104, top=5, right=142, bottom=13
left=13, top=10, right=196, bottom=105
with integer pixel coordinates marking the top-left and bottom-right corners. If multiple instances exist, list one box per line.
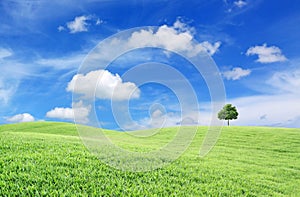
left=67, top=69, right=140, bottom=101
left=197, top=41, right=221, bottom=56
left=127, top=19, right=221, bottom=57
left=61, top=19, right=221, bottom=128
left=66, top=15, right=90, bottom=33
left=173, top=19, right=195, bottom=34
left=151, top=109, right=164, bottom=118
left=246, top=43, right=287, bottom=63
left=77, top=19, right=222, bottom=73
left=57, top=25, right=65, bottom=32
left=148, top=108, right=179, bottom=128
left=234, top=0, right=247, bottom=8
left=125, top=109, right=181, bottom=130
left=58, top=15, right=103, bottom=33
left=46, top=107, right=73, bottom=120
left=7, top=113, right=35, bottom=123
left=223, top=67, right=251, bottom=80
left=46, top=101, right=91, bottom=124
left=181, top=117, right=198, bottom=125
left=125, top=107, right=203, bottom=130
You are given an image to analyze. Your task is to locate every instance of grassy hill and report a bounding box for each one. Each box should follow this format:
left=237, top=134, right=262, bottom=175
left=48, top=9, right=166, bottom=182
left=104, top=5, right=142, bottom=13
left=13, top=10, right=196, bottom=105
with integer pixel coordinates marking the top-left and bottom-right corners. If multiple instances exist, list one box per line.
left=0, top=122, right=299, bottom=196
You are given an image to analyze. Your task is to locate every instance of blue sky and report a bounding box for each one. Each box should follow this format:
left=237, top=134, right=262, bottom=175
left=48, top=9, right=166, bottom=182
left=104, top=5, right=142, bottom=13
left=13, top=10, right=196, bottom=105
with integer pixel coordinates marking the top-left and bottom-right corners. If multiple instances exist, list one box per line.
left=1, top=0, right=300, bottom=129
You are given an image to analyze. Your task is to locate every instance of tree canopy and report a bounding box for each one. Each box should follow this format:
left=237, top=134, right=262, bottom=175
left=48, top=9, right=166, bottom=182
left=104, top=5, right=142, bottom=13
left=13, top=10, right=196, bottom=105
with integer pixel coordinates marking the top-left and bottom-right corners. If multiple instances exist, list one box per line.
left=218, top=104, right=239, bottom=126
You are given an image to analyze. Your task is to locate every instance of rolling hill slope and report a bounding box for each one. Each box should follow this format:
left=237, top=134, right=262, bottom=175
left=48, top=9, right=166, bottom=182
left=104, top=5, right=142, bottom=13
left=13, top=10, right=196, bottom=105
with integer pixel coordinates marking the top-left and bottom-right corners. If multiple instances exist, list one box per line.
left=0, top=122, right=299, bottom=196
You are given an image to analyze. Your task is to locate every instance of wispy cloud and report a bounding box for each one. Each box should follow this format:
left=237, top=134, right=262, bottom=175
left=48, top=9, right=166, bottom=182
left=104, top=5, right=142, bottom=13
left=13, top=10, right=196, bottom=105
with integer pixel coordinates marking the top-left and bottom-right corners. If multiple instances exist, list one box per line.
left=95, top=18, right=103, bottom=25
left=246, top=43, right=287, bottom=63
left=0, top=48, right=27, bottom=106
left=266, top=68, right=300, bottom=94
left=229, top=67, right=300, bottom=127
left=36, top=53, right=85, bottom=70
left=224, top=0, right=248, bottom=13
left=0, top=82, right=18, bottom=105
left=0, top=48, right=15, bottom=104
left=231, top=94, right=300, bottom=128
left=0, top=0, right=87, bottom=35
left=0, top=46, right=83, bottom=108
left=0, top=48, right=12, bottom=59
left=234, top=0, right=247, bottom=8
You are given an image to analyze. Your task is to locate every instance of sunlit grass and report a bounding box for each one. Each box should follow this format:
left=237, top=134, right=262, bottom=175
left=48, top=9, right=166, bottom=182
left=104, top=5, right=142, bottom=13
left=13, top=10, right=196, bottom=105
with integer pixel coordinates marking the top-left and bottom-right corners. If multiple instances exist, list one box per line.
left=0, top=122, right=299, bottom=196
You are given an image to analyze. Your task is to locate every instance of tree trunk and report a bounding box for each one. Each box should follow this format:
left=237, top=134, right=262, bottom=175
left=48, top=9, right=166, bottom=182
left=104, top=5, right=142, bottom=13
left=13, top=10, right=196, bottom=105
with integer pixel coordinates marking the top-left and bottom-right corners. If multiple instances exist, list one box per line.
left=227, top=119, right=229, bottom=126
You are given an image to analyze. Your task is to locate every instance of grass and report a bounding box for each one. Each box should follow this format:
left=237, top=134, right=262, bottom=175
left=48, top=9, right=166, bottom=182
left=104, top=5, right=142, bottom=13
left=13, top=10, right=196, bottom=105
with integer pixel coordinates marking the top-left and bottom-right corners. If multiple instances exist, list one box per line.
left=0, top=122, right=299, bottom=196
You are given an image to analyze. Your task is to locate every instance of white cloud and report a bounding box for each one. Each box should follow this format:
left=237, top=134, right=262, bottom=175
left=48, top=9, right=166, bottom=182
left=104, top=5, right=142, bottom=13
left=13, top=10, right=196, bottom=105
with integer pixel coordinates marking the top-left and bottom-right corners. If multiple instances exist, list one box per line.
left=0, top=83, right=17, bottom=105
left=173, top=19, right=195, bottom=34
left=0, top=48, right=12, bottom=59
left=226, top=67, right=300, bottom=127
left=127, top=20, right=221, bottom=57
left=0, top=47, right=83, bottom=108
left=76, top=19, right=222, bottom=73
left=267, top=69, right=300, bottom=94
left=36, top=53, right=85, bottom=70
left=128, top=25, right=193, bottom=52
left=67, top=69, right=140, bottom=101
left=231, top=94, right=300, bottom=127
left=141, top=108, right=171, bottom=129
left=46, top=107, right=74, bottom=120
left=66, top=15, right=90, bottom=33
left=0, top=76, right=19, bottom=105
left=234, top=0, right=247, bottom=8
left=148, top=109, right=181, bottom=128
left=0, top=48, right=29, bottom=106
left=151, top=109, right=164, bottom=118
left=223, top=67, right=251, bottom=80
left=197, top=41, right=221, bottom=56
left=57, top=25, right=65, bottom=32
left=125, top=108, right=204, bottom=130
left=58, top=15, right=103, bottom=34
left=0, top=49, right=81, bottom=108
left=7, top=113, right=35, bottom=123
left=224, top=0, right=247, bottom=12
left=246, top=43, right=287, bottom=63
left=124, top=109, right=181, bottom=130
left=181, top=117, right=198, bottom=125
left=46, top=101, right=91, bottom=124
left=95, top=18, right=103, bottom=25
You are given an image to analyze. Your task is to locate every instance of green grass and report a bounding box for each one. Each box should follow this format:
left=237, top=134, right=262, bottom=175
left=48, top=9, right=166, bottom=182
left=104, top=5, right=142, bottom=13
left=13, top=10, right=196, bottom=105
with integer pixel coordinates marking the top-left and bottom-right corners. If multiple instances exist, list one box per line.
left=0, top=122, right=300, bottom=196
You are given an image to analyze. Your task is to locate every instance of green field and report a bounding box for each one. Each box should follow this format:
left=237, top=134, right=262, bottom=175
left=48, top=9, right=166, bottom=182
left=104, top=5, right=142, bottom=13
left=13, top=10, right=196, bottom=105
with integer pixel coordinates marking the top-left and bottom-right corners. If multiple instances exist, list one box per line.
left=0, top=122, right=299, bottom=196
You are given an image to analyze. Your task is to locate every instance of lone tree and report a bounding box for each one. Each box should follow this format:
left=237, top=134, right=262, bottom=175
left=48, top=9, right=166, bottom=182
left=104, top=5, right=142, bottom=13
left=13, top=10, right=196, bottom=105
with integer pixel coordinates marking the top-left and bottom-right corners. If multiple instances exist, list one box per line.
left=218, top=104, right=238, bottom=126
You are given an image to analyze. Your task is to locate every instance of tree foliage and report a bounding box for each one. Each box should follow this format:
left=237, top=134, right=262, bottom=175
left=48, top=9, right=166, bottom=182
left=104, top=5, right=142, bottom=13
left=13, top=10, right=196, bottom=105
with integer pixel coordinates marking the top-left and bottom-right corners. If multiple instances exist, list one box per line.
left=218, top=104, right=238, bottom=126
